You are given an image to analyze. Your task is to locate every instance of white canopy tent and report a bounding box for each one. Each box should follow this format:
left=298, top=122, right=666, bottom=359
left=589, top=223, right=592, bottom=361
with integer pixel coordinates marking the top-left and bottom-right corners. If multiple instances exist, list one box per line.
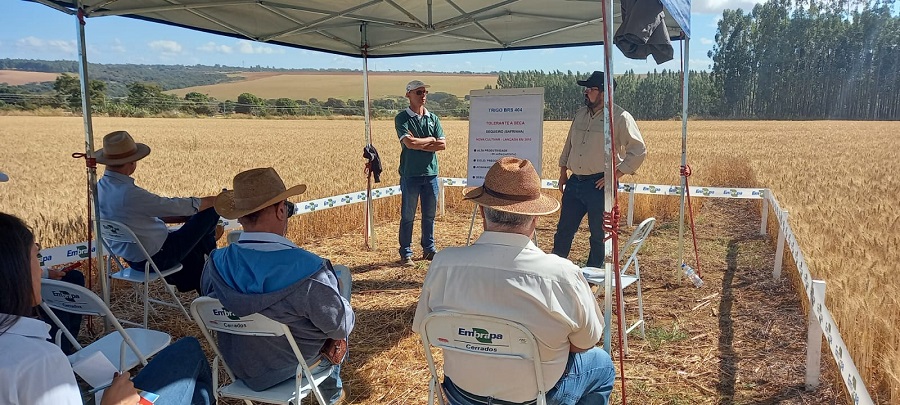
left=30, top=0, right=693, bottom=401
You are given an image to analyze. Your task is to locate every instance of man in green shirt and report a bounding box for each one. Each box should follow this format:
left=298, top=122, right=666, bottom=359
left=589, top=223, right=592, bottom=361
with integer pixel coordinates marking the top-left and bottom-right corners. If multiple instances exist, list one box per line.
left=395, top=80, right=446, bottom=266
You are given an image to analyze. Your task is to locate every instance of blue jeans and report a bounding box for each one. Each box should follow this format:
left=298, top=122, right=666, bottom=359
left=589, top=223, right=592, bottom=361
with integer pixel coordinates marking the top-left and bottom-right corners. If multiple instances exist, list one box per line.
left=442, top=348, right=615, bottom=405
left=399, top=175, right=439, bottom=259
left=552, top=174, right=607, bottom=267
left=309, top=358, right=345, bottom=404
left=128, top=207, right=219, bottom=293
left=132, top=337, right=214, bottom=405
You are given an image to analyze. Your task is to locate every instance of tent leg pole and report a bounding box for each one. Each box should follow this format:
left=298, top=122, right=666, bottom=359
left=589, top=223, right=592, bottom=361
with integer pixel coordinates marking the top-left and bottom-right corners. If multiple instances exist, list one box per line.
left=677, top=36, right=690, bottom=279
left=75, top=8, right=107, bottom=327
left=361, top=22, right=376, bottom=250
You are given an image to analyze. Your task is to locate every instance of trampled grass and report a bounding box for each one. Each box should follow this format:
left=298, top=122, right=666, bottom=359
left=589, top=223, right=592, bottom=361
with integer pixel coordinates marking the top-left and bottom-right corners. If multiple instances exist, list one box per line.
left=167, top=71, right=498, bottom=101
left=1, top=117, right=898, bottom=402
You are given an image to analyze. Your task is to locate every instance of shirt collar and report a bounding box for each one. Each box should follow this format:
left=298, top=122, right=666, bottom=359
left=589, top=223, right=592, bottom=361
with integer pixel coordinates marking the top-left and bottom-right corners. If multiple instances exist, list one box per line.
left=473, top=231, right=538, bottom=251
left=103, top=170, right=134, bottom=184
left=406, top=107, right=430, bottom=119
left=1, top=315, right=51, bottom=339
left=238, top=231, right=299, bottom=248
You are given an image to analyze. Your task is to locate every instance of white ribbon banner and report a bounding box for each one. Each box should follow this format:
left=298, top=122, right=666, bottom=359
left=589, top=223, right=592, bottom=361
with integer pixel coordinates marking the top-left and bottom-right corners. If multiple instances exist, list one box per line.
left=38, top=181, right=764, bottom=266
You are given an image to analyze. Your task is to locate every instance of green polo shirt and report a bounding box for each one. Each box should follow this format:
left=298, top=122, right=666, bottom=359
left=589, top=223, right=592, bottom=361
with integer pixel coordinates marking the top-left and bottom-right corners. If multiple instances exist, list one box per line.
left=395, top=107, right=445, bottom=177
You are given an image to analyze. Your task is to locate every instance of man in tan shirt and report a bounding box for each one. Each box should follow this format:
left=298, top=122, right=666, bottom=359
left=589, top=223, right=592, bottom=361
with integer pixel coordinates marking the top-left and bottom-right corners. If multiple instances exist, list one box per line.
left=553, top=71, right=647, bottom=267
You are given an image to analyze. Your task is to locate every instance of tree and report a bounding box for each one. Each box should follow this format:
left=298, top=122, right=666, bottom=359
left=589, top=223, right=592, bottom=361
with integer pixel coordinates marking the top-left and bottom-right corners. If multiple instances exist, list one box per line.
left=126, top=82, right=176, bottom=113
left=236, top=92, right=265, bottom=114
left=53, top=73, right=107, bottom=112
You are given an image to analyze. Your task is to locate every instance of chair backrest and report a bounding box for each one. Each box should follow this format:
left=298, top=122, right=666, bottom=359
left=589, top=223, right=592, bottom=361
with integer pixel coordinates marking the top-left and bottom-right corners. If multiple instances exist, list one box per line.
left=42, top=278, right=114, bottom=317
left=619, top=217, right=655, bottom=275
left=40, top=279, right=150, bottom=365
left=419, top=311, right=547, bottom=404
left=98, top=219, right=160, bottom=272
left=226, top=230, right=243, bottom=245
left=190, top=296, right=306, bottom=381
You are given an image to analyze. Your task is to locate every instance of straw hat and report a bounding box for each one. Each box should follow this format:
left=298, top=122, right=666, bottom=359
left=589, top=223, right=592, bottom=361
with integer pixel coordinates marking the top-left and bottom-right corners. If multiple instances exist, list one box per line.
left=95, top=131, right=151, bottom=165
left=463, top=157, right=559, bottom=215
left=215, top=168, right=306, bottom=220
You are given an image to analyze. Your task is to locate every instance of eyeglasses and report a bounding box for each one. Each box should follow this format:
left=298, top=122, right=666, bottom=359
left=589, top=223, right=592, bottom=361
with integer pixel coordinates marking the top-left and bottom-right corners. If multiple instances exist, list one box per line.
left=583, top=87, right=601, bottom=93
left=284, top=200, right=297, bottom=218
left=415, top=90, right=428, bottom=96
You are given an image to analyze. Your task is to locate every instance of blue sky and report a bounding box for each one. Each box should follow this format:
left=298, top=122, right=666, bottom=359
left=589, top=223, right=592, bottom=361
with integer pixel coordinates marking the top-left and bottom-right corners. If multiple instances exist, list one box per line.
left=2, top=0, right=765, bottom=73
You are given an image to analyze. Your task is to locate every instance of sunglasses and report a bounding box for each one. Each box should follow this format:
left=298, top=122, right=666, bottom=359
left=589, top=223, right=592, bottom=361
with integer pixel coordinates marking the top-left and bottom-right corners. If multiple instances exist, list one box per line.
left=284, top=200, right=297, bottom=218
left=414, top=90, right=428, bottom=96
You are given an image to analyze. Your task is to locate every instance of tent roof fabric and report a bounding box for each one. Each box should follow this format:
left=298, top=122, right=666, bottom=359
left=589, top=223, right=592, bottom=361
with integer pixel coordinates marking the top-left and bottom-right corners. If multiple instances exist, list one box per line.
left=39, top=0, right=690, bottom=58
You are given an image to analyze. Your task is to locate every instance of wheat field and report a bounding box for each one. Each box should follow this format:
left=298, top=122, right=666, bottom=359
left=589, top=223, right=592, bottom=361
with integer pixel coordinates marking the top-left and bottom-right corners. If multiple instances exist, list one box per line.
left=167, top=72, right=498, bottom=101
left=1, top=116, right=898, bottom=402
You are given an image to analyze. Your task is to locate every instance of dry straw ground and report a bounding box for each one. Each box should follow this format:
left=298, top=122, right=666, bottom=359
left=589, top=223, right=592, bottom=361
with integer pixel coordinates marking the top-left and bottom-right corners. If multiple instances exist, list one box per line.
left=167, top=72, right=498, bottom=101
left=1, top=117, right=897, bottom=403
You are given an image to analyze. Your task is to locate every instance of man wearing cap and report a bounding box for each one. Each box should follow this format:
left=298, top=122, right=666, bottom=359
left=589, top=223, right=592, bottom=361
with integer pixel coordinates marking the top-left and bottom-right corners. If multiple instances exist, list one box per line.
left=394, top=79, right=447, bottom=266
left=554, top=71, right=647, bottom=268
left=201, top=167, right=354, bottom=404
left=413, top=157, right=615, bottom=405
left=96, top=130, right=220, bottom=293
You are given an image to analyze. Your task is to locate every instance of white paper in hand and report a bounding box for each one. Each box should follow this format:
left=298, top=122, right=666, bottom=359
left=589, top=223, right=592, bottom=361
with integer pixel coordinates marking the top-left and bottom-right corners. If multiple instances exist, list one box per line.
left=72, top=351, right=118, bottom=388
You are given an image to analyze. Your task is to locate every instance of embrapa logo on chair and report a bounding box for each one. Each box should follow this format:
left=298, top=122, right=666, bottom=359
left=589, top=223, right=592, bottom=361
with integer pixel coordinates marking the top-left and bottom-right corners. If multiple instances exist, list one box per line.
left=213, top=307, right=240, bottom=320
left=458, top=327, right=502, bottom=344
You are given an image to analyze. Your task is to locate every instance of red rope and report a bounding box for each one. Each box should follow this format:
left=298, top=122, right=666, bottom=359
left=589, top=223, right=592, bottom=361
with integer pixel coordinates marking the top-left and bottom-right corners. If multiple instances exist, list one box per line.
left=680, top=165, right=702, bottom=276
left=72, top=152, right=97, bottom=335
left=598, top=0, right=627, bottom=402
left=77, top=8, right=86, bottom=25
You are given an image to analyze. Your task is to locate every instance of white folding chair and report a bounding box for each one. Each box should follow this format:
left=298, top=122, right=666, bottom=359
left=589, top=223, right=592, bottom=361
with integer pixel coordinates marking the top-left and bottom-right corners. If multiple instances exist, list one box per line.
left=190, top=296, right=333, bottom=405
left=98, top=219, right=191, bottom=328
left=40, top=279, right=171, bottom=374
left=227, top=230, right=243, bottom=245
left=419, top=311, right=548, bottom=405
left=582, top=217, right=656, bottom=355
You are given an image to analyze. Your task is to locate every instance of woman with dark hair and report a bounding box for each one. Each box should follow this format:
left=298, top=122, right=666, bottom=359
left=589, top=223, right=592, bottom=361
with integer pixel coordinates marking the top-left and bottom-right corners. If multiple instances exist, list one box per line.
left=0, top=212, right=215, bottom=405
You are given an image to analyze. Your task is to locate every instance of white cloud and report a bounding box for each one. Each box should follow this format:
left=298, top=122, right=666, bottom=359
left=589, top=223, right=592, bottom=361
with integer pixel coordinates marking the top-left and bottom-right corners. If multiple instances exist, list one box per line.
left=700, top=37, right=714, bottom=45
left=148, top=40, right=183, bottom=54
left=16, top=36, right=76, bottom=55
left=693, top=0, right=765, bottom=14
left=110, top=38, right=126, bottom=53
left=198, top=42, right=233, bottom=54
left=236, top=40, right=284, bottom=55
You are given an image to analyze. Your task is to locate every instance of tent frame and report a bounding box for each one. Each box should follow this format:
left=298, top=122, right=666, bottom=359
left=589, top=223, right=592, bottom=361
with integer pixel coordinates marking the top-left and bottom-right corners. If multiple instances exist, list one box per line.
left=31, top=1, right=692, bottom=402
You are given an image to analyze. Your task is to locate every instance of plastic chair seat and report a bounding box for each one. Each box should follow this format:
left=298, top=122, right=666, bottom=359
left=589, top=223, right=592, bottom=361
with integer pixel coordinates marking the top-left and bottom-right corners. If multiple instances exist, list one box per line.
left=217, top=366, right=334, bottom=404
left=582, top=269, right=639, bottom=290
left=110, top=264, right=183, bottom=283
left=68, top=328, right=171, bottom=371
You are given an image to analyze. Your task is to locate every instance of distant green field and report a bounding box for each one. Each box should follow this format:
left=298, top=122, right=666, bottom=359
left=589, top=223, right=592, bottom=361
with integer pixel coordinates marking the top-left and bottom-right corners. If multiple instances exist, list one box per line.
left=167, top=71, right=497, bottom=101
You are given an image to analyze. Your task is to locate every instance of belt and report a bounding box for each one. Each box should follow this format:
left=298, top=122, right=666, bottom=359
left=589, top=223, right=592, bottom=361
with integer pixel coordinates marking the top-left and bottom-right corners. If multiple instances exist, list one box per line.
left=571, top=172, right=604, bottom=181
left=454, top=387, right=537, bottom=405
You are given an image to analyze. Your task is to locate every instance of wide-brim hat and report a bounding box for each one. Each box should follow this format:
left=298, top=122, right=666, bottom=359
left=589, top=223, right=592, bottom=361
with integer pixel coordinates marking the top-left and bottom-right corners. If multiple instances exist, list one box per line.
left=463, top=157, right=559, bottom=215
left=576, top=70, right=617, bottom=90
left=95, top=131, right=151, bottom=165
left=215, top=167, right=306, bottom=219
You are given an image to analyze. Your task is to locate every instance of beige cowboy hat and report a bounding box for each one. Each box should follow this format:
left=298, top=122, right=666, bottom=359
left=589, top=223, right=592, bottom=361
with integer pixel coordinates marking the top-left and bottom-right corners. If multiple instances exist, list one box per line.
left=95, top=131, right=151, bottom=165
left=463, top=157, right=560, bottom=215
left=215, top=167, right=306, bottom=220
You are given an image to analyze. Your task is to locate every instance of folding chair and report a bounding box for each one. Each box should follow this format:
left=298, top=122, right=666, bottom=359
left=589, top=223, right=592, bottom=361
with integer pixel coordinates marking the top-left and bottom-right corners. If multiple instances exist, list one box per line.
left=190, top=296, right=333, bottom=405
left=419, top=311, right=548, bottom=405
left=582, top=217, right=656, bottom=355
left=40, top=279, right=171, bottom=374
left=97, top=219, right=191, bottom=328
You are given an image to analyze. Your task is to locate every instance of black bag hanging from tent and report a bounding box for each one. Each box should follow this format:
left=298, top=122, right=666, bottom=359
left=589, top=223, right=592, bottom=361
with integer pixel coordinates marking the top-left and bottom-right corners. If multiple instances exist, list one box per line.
left=614, top=0, right=675, bottom=64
